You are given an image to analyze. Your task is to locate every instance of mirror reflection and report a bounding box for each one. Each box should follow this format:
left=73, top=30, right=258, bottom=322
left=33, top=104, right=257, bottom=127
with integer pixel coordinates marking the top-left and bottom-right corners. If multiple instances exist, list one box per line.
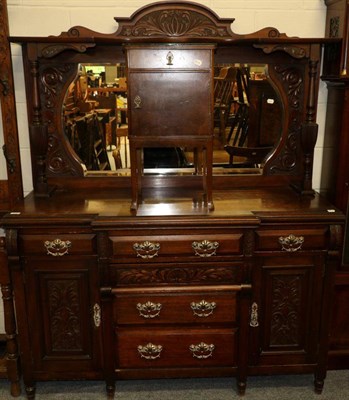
left=63, top=63, right=282, bottom=176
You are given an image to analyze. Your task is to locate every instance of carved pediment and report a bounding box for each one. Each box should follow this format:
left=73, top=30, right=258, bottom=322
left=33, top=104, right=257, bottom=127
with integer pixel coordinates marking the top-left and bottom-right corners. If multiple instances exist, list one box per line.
left=56, top=1, right=289, bottom=43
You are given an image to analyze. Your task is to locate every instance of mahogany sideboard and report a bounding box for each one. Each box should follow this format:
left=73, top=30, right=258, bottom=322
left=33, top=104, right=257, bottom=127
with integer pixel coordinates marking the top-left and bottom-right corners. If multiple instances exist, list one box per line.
left=0, top=1, right=345, bottom=398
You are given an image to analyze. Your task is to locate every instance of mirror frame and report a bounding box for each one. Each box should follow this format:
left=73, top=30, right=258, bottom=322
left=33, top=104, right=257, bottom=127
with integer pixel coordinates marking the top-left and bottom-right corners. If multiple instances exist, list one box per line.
left=10, top=1, right=326, bottom=196
left=0, top=0, right=23, bottom=210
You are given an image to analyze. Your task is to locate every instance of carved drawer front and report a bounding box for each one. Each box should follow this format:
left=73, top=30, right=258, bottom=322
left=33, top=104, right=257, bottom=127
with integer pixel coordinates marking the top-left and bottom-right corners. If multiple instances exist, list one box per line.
left=109, top=261, right=242, bottom=287
left=127, top=47, right=212, bottom=70
left=19, top=234, right=97, bottom=256
left=116, top=328, right=237, bottom=368
left=113, top=290, right=237, bottom=325
left=110, top=233, right=243, bottom=261
left=255, top=227, right=328, bottom=252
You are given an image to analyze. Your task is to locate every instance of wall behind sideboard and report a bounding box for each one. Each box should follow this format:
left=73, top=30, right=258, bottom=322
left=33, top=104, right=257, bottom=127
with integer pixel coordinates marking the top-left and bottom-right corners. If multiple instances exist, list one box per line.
left=3, top=0, right=329, bottom=195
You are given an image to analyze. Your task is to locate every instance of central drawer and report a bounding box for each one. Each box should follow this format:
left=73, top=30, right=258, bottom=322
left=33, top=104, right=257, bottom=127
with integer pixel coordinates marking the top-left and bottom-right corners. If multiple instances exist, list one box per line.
left=116, top=328, right=237, bottom=368
left=113, top=290, right=237, bottom=325
left=109, top=233, right=244, bottom=262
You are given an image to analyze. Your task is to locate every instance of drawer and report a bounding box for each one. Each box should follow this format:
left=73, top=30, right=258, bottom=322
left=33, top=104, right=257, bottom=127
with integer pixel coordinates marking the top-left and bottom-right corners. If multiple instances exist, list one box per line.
left=113, top=290, right=237, bottom=325
left=127, top=47, right=212, bottom=70
left=116, top=328, right=237, bottom=368
left=109, top=234, right=244, bottom=261
left=255, top=227, right=328, bottom=252
left=19, top=234, right=97, bottom=256
left=110, top=261, right=242, bottom=287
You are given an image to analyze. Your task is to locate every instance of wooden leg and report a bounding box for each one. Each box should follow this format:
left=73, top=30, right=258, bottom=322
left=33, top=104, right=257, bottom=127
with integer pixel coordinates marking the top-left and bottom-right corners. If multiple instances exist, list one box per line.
left=0, top=238, right=21, bottom=397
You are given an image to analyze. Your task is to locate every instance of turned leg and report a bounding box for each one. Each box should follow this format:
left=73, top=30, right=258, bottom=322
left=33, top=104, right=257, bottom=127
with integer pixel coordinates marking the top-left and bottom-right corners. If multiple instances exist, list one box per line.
left=106, top=382, right=115, bottom=399
left=25, top=385, right=36, bottom=400
left=0, top=238, right=21, bottom=397
left=314, top=377, right=324, bottom=394
left=237, top=380, right=246, bottom=396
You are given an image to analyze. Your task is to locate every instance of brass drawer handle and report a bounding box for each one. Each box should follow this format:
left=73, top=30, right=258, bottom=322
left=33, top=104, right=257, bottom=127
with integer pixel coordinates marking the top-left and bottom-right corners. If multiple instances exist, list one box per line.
left=189, top=342, right=215, bottom=359
left=138, top=343, right=162, bottom=360
left=133, top=241, right=160, bottom=259
left=44, top=238, right=71, bottom=257
left=192, top=240, right=219, bottom=257
left=191, top=300, right=216, bottom=317
left=278, top=234, right=304, bottom=252
left=136, top=301, right=162, bottom=319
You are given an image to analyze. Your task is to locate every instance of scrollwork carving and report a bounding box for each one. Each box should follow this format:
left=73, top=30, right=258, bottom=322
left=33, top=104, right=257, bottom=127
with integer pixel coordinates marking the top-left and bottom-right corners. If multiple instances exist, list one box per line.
left=48, top=280, right=83, bottom=351
left=270, top=276, right=301, bottom=346
left=119, top=10, right=230, bottom=38
left=115, top=266, right=238, bottom=285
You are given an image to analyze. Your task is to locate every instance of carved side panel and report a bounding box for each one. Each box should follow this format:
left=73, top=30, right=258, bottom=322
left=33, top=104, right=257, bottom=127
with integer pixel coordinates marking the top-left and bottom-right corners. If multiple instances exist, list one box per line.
left=38, top=63, right=84, bottom=177
left=266, top=64, right=305, bottom=175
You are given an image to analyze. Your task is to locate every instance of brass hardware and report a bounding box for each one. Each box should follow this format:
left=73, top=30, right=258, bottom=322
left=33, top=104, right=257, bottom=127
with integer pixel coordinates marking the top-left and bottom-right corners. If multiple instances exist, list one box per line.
left=93, top=303, right=101, bottom=328
left=136, top=301, right=162, bottom=318
left=133, top=241, right=160, bottom=259
left=44, top=238, right=72, bottom=257
left=192, top=240, right=219, bottom=257
left=134, top=95, right=142, bottom=109
left=191, top=300, right=216, bottom=317
left=166, top=51, right=174, bottom=65
left=278, top=234, right=304, bottom=252
left=137, top=343, right=162, bottom=360
left=250, top=302, right=259, bottom=327
left=189, top=342, right=215, bottom=359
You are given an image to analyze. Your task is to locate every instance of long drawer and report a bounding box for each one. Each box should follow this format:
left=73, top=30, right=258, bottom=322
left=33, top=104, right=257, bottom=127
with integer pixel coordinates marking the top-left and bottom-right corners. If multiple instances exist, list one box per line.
left=116, top=328, right=237, bottom=368
left=113, top=290, right=237, bottom=325
left=109, top=233, right=244, bottom=262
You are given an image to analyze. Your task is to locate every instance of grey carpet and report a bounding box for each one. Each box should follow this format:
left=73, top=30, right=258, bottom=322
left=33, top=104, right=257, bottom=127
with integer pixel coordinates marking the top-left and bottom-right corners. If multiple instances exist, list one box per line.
left=0, top=371, right=348, bottom=399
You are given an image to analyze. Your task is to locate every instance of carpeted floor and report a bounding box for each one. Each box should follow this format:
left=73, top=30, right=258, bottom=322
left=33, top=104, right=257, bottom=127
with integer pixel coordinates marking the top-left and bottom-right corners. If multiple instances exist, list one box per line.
left=0, top=371, right=348, bottom=400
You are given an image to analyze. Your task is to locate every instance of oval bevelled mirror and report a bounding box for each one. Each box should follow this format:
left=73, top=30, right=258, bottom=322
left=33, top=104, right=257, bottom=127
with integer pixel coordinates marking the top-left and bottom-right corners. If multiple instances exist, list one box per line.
left=62, top=62, right=282, bottom=176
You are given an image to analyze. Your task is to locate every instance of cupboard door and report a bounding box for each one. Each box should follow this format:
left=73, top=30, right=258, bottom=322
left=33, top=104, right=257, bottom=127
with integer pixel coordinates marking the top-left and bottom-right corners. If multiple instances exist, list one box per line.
left=250, top=255, right=324, bottom=367
left=24, top=257, right=102, bottom=375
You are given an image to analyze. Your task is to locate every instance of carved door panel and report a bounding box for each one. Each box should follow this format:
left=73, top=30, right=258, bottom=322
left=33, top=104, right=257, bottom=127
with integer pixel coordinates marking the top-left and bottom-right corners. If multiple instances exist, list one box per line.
left=250, top=254, right=324, bottom=366
left=24, top=258, right=102, bottom=374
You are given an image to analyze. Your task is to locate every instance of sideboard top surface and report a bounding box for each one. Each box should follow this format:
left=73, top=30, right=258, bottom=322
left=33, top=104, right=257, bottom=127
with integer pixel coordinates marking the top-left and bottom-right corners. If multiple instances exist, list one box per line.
left=1, top=187, right=344, bottom=227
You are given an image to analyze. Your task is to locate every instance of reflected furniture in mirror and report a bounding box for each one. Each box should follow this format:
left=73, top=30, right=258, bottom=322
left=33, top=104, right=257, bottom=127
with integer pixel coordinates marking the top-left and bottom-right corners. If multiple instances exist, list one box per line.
left=0, top=1, right=346, bottom=399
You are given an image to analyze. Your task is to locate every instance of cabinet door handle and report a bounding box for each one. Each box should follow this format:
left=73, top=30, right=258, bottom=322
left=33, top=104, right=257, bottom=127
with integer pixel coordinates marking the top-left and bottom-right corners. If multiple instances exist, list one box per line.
left=189, top=342, right=215, bottom=359
left=93, top=303, right=101, bottom=328
left=138, top=343, right=162, bottom=360
left=133, top=241, right=160, bottom=259
left=136, top=301, right=162, bottom=318
left=278, top=234, right=304, bottom=252
left=191, top=300, right=216, bottom=317
left=44, top=238, right=71, bottom=257
left=250, top=302, right=259, bottom=327
left=192, top=240, right=219, bottom=257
